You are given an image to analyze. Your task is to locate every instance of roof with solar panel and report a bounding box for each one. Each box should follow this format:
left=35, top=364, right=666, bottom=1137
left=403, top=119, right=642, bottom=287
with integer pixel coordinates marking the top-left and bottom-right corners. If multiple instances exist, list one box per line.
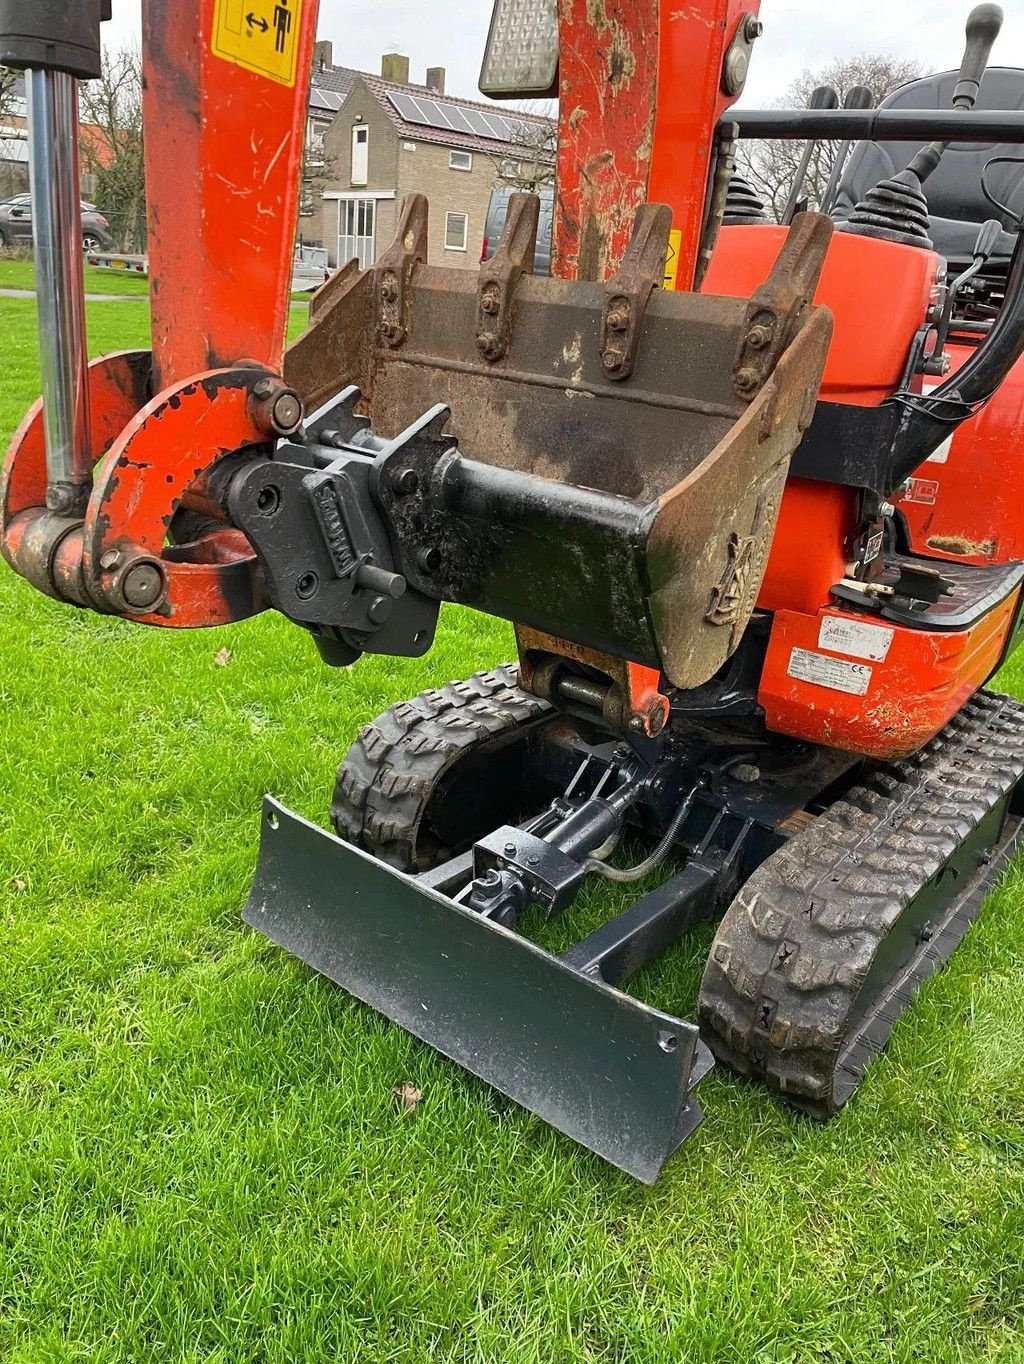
left=362, top=74, right=554, bottom=159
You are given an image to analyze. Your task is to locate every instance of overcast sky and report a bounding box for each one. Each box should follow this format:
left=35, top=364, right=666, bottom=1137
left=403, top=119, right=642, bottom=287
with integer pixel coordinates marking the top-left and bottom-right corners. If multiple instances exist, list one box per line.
left=102, top=1, right=1024, bottom=106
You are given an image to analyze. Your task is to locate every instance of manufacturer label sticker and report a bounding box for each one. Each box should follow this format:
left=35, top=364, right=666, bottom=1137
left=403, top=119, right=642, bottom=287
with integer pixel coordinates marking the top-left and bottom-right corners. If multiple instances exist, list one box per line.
left=818, top=616, right=894, bottom=662
left=788, top=648, right=872, bottom=697
left=212, top=0, right=303, bottom=86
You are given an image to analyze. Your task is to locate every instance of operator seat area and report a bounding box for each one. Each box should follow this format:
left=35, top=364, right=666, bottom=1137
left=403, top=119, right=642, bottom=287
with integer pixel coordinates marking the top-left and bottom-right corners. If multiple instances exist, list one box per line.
left=834, top=66, right=1024, bottom=266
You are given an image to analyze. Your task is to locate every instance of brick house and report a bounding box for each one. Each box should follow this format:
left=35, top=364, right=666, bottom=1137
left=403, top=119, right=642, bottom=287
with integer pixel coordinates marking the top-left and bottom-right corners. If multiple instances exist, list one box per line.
left=304, top=46, right=554, bottom=270
left=0, top=74, right=111, bottom=201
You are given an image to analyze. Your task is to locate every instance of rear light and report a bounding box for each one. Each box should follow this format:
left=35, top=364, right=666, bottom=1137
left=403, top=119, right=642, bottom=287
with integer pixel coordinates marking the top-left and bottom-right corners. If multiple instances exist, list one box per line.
left=479, top=0, right=558, bottom=99
left=481, top=236, right=489, bottom=261
left=96, top=215, right=109, bottom=228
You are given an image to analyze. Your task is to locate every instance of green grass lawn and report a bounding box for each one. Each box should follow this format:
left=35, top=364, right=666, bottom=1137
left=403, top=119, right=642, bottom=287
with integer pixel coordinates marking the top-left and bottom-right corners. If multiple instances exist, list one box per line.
left=1, top=295, right=1024, bottom=1363
left=0, top=258, right=152, bottom=297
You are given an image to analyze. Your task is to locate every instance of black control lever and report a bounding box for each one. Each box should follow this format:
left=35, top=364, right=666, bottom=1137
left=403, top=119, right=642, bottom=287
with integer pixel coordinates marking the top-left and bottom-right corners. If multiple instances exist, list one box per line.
left=929, top=218, right=1005, bottom=367
left=820, top=85, right=874, bottom=215
left=954, top=3, right=1004, bottom=109
left=910, top=4, right=1004, bottom=185
left=782, top=85, right=839, bottom=224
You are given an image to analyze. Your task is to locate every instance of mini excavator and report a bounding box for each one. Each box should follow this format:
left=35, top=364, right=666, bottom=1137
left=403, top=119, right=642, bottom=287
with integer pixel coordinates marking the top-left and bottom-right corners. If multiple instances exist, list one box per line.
left=3, top=0, right=1024, bottom=1182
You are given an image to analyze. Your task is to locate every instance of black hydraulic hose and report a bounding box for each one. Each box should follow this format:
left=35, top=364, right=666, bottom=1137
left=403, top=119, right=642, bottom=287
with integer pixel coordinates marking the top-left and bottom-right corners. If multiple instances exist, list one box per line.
left=584, top=784, right=699, bottom=885
left=887, top=229, right=1024, bottom=486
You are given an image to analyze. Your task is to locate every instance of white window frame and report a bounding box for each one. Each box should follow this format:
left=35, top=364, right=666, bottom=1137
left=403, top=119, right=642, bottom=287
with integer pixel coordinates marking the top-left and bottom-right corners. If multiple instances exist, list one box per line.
left=337, top=196, right=377, bottom=269
left=444, top=211, right=469, bottom=253
left=449, top=149, right=473, bottom=172
left=351, top=123, right=369, bottom=187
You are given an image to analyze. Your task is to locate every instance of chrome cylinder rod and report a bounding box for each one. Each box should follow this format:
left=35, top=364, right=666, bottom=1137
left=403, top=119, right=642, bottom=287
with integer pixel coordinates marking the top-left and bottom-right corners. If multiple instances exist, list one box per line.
left=25, top=67, right=92, bottom=514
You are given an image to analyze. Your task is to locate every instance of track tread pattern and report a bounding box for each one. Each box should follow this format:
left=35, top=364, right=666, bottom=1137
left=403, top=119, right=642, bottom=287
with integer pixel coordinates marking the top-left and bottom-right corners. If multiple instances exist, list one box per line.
left=698, top=690, right=1024, bottom=1116
left=330, top=665, right=552, bottom=871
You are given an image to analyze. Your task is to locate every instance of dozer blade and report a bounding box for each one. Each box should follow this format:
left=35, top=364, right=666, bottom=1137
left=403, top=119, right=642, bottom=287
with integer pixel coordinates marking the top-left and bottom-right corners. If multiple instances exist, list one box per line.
left=244, top=797, right=713, bottom=1183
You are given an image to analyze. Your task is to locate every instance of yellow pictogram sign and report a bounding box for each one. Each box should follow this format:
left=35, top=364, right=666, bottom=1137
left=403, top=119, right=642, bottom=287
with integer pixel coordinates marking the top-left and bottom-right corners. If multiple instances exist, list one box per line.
left=212, top=0, right=303, bottom=87
left=663, top=228, right=683, bottom=291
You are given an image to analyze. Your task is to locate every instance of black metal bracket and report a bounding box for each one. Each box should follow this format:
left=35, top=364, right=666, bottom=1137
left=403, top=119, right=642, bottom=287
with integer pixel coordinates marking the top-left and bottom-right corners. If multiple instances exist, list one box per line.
left=734, top=211, right=834, bottom=402
left=601, top=204, right=673, bottom=380
left=375, top=194, right=428, bottom=349
left=227, top=387, right=439, bottom=666
left=476, top=192, right=539, bottom=363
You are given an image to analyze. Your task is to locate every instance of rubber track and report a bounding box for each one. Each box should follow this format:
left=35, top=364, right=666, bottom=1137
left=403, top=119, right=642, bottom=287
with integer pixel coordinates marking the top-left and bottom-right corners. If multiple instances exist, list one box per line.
left=698, top=690, right=1024, bottom=1117
left=331, top=664, right=552, bottom=872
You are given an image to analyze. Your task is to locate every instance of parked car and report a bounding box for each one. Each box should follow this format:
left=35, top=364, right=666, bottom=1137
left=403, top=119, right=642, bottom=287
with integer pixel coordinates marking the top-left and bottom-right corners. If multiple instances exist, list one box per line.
left=0, top=194, right=115, bottom=251
left=292, top=241, right=332, bottom=291
left=481, top=185, right=554, bottom=276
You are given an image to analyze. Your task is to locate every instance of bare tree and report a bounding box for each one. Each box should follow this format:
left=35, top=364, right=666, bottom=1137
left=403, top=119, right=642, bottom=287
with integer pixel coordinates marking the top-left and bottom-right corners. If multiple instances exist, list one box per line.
left=0, top=65, right=16, bottom=123
left=739, top=55, right=926, bottom=221
left=0, top=66, right=25, bottom=201
left=487, top=101, right=557, bottom=191
left=299, top=114, right=336, bottom=223
left=79, top=45, right=146, bottom=251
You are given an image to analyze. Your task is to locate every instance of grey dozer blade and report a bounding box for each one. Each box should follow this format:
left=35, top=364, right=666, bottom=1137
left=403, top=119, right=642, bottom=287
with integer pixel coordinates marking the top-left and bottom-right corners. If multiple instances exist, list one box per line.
left=244, top=797, right=713, bottom=1184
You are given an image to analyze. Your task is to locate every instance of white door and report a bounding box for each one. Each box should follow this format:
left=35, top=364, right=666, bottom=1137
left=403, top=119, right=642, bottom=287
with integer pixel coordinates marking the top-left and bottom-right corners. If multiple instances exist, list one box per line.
left=338, top=198, right=376, bottom=269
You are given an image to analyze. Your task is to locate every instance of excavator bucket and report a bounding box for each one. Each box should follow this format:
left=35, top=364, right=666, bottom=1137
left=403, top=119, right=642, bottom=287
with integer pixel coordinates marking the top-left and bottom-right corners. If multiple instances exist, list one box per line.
left=284, top=195, right=835, bottom=690
left=244, top=799, right=713, bottom=1184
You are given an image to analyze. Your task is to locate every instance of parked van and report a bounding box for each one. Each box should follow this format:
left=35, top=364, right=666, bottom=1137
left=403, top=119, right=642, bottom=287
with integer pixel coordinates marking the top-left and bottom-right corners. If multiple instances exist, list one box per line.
left=481, top=185, right=555, bottom=276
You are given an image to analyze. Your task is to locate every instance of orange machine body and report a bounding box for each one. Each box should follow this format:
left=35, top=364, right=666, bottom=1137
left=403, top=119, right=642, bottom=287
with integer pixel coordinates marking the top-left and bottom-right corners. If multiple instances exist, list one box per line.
left=901, top=347, right=1024, bottom=566
left=705, top=224, right=1024, bottom=759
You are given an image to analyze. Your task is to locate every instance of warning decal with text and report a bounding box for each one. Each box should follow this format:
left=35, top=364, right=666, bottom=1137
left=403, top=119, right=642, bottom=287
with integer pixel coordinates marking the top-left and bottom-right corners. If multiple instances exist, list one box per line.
left=664, top=229, right=683, bottom=290
left=212, top=0, right=303, bottom=86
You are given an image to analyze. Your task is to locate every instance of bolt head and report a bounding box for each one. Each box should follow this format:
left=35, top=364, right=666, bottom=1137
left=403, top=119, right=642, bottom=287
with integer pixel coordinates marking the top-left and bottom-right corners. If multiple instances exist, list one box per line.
left=253, top=378, right=274, bottom=400
left=735, top=366, right=760, bottom=396
left=747, top=323, right=772, bottom=351
left=270, top=390, right=304, bottom=435
left=46, top=484, right=83, bottom=515
left=99, top=549, right=123, bottom=572
left=367, top=595, right=393, bottom=625
left=121, top=560, right=166, bottom=612
left=504, top=842, right=517, bottom=857
left=607, top=306, right=629, bottom=332
left=724, top=48, right=749, bottom=94
left=744, top=14, right=764, bottom=40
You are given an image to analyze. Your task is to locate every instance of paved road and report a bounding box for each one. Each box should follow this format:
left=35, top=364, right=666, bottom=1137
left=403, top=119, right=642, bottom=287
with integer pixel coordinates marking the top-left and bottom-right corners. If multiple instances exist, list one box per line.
left=0, top=287, right=146, bottom=303
left=1, top=287, right=310, bottom=305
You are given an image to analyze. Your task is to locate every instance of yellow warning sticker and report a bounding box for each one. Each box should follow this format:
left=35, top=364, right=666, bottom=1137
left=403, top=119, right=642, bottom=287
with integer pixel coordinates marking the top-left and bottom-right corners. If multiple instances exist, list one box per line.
left=663, top=228, right=683, bottom=291
left=212, top=0, right=303, bottom=87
